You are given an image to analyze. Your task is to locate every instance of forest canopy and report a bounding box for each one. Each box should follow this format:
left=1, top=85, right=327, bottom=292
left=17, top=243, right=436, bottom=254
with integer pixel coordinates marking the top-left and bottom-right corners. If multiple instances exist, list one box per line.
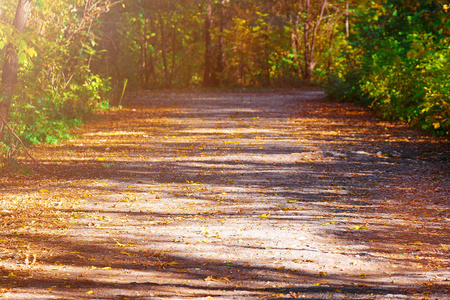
left=0, top=0, right=448, bottom=161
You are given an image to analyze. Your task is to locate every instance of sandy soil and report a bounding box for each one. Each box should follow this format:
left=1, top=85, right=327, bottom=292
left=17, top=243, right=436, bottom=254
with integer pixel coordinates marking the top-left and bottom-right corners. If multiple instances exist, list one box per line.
left=0, top=90, right=449, bottom=299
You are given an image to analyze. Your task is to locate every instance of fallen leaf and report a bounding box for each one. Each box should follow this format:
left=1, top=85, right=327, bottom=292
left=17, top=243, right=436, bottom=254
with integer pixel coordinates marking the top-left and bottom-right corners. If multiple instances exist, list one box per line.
left=349, top=225, right=368, bottom=230
left=409, top=241, right=424, bottom=245
left=176, top=269, right=188, bottom=273
left=322, top=221, right=335, bottom=226
left=115, top=240, right=136, bottom=247
left=204, top=275, right=230, bottom=282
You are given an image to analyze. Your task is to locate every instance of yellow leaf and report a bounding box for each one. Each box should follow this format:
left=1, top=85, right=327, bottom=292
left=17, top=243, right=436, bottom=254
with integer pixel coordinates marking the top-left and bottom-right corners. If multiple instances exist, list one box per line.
left=258, top=213, right=271, bottom=218
left=101, top=267, right=112, bottom=270
left=39, top=189, right=50, bottom=193
left=410, top=241, right=424, bottom=245
left=86, top=290, right=94, bottom=294
left=322, top=221, right=335, bottom=226
left=204, top=275, right=214, bottom=281
left=115, top=240, right=136, bottom=247
left=350, top=225, right=368, bottom=230
left=165, top=262, right=179, bottom=266
left=315, top=282, right=325, bottom=286
left=287, top=200, right=297, bottom=203
left=204, top=275, right=230, bottom=282
left=47, top=286, right=57, bottom=291
left=176, top=269, right=188, bottom=273
left=319, top=272, right=327, bottom=277
left=97, top=157, right=106, bottom=161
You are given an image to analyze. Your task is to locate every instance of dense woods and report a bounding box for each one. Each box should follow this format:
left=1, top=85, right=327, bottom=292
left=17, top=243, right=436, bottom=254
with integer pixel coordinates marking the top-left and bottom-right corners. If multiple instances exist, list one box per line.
left=0, top=0, right=448, bottom=162
left=327, top=0, right=450, bottom=136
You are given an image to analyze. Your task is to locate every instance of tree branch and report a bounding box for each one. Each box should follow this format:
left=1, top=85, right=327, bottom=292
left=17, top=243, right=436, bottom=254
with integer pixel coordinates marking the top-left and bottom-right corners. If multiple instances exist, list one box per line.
left=0, top=116, right=54, bottom=174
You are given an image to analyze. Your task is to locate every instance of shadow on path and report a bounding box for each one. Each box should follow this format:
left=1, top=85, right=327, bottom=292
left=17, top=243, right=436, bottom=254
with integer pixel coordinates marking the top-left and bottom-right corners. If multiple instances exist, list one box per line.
left=1, top=90, right=449, bottom=299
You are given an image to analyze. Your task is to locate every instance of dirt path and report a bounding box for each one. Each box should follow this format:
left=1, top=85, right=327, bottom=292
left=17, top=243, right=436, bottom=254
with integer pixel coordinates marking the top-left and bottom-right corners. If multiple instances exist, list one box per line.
left=1, top=90, right=449, bottom=299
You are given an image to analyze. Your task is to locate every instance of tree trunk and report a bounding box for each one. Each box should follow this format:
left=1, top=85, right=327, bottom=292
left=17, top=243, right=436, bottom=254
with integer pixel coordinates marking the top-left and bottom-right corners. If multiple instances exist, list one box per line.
left=345, top=0, right=349, bottom=38
left=146, top=16, right=157, bottom=84
left=327, top=28, right=335, bottom=74
left=0, top=0, right=32, bottom=130
left=213, top=0, right=225, bottom=86
left=303, top=0, right=311, bottom=82
left=309, top=0, right=327, bottom=72
left=158, top=11, right=170, bottom=88
left=140, top=19, right=147, bottom=86
left=170, top=23, right=176, bottom=86
left=303, top=0, right=327, bottom=83
left=203, top=0, right=213, bottom=87
left=290, top=11, right=301, bottom=76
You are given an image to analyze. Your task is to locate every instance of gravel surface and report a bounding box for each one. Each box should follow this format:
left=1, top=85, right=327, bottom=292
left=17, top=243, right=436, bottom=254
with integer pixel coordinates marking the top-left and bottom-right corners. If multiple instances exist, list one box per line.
left=1, top=90, right=449, bottom=299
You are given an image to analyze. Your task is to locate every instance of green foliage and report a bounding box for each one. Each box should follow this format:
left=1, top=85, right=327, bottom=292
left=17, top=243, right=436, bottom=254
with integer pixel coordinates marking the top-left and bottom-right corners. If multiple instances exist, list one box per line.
left=326, top=1, right=450, bottom=136
left=0, top=0, right=112, bottom=147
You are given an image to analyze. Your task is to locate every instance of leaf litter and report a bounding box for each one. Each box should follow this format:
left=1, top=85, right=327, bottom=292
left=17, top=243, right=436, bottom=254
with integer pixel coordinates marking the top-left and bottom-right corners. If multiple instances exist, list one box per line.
left=0, top=90, right=449, bottom=299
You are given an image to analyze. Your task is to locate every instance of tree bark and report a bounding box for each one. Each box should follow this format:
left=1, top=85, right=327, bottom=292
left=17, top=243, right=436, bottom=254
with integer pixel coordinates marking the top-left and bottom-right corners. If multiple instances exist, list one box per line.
left=303, top=0, right=311, bottom=82
left=327, top=28, right=335, bottom=74
left=203, top=0, right=213, bottom=87
left=345, top=0, right=349, bottom=38
left=302, top=0, right=327, bottom=83
left=170, top=23, right=176, bottom=86
left=141, top=18, right=147, bottom=86
left=290, top=11, right=301, bottom=76
left=158, top=11, right=170, bottom=88
left=213, top=0, right=225, bottom=86
left=0, top=0, right=32, bottom=131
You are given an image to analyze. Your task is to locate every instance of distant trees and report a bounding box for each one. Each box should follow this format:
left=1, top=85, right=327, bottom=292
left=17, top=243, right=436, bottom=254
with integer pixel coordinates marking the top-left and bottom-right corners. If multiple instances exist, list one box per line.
left=0, top=0, right=376, bottom=159
left=98, top=0, right=350, bottom=89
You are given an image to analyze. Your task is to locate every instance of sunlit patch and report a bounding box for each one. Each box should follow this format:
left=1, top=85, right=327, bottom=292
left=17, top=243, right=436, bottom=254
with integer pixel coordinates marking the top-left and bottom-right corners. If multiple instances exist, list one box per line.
left=83, top=131, right=146, bottom=137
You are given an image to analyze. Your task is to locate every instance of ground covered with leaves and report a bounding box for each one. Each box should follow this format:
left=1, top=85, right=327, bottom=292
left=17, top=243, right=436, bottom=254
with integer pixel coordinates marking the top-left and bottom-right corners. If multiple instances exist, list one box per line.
left=0, top=90, right=449, bottom=299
